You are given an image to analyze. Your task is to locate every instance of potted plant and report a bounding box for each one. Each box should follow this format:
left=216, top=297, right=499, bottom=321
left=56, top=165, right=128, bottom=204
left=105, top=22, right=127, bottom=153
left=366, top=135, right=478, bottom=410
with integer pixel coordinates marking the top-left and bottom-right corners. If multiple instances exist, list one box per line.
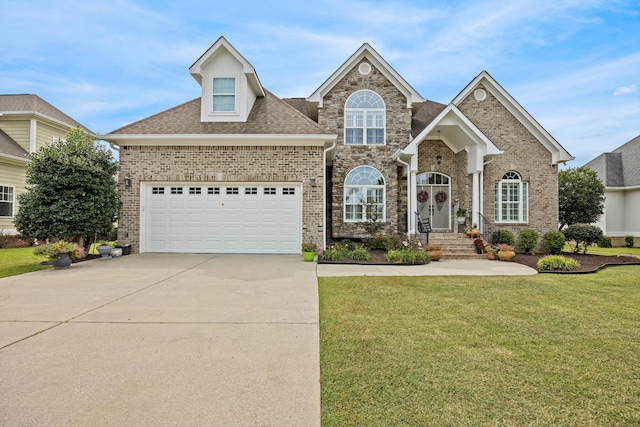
left=302, top=243, right=317, bottom=262
left=486, top=247, right=497, bottom=260
left=473, top=238, right=485, bottom=254
left=425, top=243, right=444, bottom=261
left=96, top=241, right=115, bottom=260
left=496, top=243, right=516, bottom=261
left=456, top=208, right=467, bottom=225
left=470, top=223, right=481, bottom=238
left=33, top=241, right=83, bottom=269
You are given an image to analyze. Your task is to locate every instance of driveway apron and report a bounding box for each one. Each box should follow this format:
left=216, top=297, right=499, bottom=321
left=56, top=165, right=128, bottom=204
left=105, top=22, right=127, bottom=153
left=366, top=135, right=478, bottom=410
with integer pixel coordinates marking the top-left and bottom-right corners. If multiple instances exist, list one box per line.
left=0, top=254, right=320, bottom=426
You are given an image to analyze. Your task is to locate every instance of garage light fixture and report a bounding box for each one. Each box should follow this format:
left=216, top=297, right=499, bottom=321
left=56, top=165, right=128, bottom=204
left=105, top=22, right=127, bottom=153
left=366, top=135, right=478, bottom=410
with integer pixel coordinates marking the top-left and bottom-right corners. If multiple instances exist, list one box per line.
left=309, top=176, right=317, bottom=187
left=124, top=174, right=132, bottom=187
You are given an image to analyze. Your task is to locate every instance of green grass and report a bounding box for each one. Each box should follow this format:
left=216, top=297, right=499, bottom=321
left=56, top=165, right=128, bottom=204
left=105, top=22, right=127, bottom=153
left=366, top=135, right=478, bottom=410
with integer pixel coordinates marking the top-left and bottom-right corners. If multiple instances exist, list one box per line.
left=320, top=267, right=640, bottom=426
left=0, top=247, right=49, bottom=278
left=585, top=246, right=640, bottom=257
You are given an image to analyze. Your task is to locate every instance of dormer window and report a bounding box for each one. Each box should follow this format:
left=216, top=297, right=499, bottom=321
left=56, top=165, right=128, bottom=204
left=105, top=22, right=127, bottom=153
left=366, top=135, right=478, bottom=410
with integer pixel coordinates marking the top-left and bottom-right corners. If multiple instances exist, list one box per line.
left=212, top=77, right=236, bottom=112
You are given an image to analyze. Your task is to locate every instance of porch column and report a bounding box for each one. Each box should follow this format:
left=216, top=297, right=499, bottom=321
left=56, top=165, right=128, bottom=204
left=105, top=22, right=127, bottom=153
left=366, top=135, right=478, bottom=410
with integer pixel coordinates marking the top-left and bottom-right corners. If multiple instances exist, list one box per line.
left=407, top=169, right=417, bottom=233
left=472, top=171, right=480, bottom=227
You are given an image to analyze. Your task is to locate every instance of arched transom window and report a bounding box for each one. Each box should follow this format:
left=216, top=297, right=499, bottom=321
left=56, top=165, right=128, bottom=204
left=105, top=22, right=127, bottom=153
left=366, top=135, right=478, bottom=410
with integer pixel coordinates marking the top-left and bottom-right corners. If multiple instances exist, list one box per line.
left=344, top=90, right=385, bottom=145
left=495, top=171, right=528, bottom=223
left=344, top=166, right=385, bottom=221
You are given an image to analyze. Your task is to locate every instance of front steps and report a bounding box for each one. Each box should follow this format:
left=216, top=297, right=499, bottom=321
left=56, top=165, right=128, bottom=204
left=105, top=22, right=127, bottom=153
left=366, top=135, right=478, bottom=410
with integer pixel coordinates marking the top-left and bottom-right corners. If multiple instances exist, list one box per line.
left=421, top=232, right=486, bottom=260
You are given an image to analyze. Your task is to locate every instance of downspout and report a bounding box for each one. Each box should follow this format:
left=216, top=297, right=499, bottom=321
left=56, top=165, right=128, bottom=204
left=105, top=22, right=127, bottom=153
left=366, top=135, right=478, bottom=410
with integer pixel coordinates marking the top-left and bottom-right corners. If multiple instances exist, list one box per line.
left=323, top=140, right=337, bottom=251
left=396, top=155, right=412, bottom=235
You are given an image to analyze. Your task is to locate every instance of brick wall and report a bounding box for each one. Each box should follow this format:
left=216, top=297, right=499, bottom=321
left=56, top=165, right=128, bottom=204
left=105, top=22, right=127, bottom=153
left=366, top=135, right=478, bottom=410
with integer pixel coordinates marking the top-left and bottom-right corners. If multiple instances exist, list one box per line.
left=318, top=59, right=413, bottom=239
left=457, top=84, right=559, bottom=245
left=118, top=145, right=324, bottom=252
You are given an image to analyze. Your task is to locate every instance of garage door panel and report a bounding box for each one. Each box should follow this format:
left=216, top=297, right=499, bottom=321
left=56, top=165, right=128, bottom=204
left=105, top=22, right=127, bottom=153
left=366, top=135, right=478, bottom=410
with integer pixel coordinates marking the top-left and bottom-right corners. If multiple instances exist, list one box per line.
left=145, top=184, right=301, bottom=253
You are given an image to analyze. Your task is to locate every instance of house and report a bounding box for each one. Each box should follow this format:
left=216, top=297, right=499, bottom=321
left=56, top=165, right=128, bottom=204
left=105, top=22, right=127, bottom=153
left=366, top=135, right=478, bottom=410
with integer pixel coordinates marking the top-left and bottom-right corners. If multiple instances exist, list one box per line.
left=0, top=94, right=89, bottom=235
left=101, top=37, right=573, bottom=254
left=584, top=135, right=640, bottom=246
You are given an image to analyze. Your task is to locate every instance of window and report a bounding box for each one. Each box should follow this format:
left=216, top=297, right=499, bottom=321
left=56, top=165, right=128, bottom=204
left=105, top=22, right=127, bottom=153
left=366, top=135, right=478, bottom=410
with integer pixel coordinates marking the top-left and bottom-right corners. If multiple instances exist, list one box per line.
left=189, top=187, right=202, bottom=195
left=208, top=187, right=220, bottom=195
left=344, top=90, right=385, bottom=145
left=212, top=77, right=235, bottom=112
left=245, top=187, right=257, bottom=195
left=152, top=187, right=164, bottom=195
left=495, top=171, right=528, bottom=223
left=344, top=166, right=385, bottom=221
left=226, top=187, right=239, bottom=195
left=283, top=188, right=296, bottom=195
left=170, top=187, right=183, bottom=195
left=264, top=187, right=276, bottom=195
left=0, top=186, right=14, bottom=217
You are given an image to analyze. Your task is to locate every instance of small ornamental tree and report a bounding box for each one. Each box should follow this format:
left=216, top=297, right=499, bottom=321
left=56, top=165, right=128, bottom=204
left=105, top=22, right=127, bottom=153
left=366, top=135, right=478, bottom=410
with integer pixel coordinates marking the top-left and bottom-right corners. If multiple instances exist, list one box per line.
left=14, top=127, right=119, bottom=243
left=558, top=167, right=605, bottom=230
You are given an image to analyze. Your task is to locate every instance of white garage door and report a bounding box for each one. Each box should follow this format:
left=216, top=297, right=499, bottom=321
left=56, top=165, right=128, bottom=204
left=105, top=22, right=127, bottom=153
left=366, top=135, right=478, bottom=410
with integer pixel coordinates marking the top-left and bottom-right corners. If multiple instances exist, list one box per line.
left=144, top=184, right=301, bottom=254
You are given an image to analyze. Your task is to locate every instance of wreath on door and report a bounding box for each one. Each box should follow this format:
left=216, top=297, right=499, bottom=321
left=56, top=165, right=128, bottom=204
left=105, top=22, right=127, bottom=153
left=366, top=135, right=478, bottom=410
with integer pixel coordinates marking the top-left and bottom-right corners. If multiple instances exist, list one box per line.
left=435, top=191, right=447, bottom=211
left=417, top=191, right=429, bottom=203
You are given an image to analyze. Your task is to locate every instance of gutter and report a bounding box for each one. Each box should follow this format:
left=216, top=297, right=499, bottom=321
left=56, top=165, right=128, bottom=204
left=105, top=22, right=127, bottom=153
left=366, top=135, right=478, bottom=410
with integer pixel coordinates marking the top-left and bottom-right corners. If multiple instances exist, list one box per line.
left=322, top=140, right=337, bottom=250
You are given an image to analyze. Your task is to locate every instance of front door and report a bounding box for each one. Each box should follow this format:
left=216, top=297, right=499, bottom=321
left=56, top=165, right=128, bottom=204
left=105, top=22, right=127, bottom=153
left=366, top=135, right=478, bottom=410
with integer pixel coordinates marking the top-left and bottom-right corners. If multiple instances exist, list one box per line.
left=416, top=173, right=451, bottom=231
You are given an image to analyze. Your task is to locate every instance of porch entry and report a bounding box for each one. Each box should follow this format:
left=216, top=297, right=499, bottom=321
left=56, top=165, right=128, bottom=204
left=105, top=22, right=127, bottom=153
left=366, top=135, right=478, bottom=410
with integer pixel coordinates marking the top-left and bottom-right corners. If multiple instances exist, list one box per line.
left=416, top=172, right=451, bottom=231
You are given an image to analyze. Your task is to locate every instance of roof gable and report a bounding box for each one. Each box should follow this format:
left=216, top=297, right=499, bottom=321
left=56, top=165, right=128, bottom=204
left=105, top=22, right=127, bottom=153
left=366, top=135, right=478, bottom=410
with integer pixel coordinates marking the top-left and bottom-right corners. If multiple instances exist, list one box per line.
left=307, top=43, right=424, bottom=108
left=189, top=36, right=265, bottom=97
left=587, top=134, right=640, bottom=187
left=0, top=128, right=29, bottom=162
left=0, top=94, right=89, bottom=132
left=452, top=71, right=573, bottom=165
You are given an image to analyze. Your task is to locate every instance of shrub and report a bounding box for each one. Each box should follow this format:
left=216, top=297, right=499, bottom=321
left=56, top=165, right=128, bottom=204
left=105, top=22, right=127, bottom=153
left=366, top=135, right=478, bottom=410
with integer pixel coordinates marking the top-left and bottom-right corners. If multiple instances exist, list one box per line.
left=491, top=229, right=515, bottom=245
left=364, top=234, right=392, bottom=250
left=597, top=235, right=612, bottom=248
left=543, top=231, right=565, bottom=255
left=537, top=255, right=581, bottom=271
left=625, top=235, right=635, bottom=248
left=348, top=246, right=371, bottom=261
left=385, top=250, right=430, bottom=264
left=563, top=224, right=603, bottom=254
left=320, top=242, right=350, bottom=261
left=518, top=229, right=539, bottom=254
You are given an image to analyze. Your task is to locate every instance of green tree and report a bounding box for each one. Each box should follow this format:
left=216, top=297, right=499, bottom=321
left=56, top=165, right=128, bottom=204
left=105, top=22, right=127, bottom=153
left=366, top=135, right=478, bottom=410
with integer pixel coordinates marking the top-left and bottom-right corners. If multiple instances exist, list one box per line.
left=14, top=127, right=119, bottom=242
left=558, top=166, right=605, bottom=230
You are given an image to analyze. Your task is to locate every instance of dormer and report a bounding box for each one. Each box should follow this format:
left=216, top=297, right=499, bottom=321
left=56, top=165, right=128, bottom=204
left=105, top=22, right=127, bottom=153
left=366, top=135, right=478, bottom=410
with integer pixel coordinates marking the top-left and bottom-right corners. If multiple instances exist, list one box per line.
left=189, top=37, right=265, bottom=123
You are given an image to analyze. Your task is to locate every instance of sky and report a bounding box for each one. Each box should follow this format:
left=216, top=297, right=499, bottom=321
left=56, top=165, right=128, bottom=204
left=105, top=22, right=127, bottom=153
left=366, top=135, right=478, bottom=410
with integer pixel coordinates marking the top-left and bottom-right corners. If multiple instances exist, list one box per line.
left=1, top=0, right=639, bottom=167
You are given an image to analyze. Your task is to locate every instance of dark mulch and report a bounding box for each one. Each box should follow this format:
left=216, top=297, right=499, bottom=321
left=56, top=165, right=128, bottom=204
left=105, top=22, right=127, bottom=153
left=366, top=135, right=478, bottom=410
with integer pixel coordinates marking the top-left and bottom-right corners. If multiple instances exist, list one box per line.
left=513, top=253, right=640, bottom=273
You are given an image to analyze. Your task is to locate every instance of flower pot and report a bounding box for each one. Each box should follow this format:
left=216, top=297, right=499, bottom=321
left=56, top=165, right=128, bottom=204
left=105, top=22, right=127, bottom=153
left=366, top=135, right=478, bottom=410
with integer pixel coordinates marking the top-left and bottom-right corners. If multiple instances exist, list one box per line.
left=428, top=249, right=442, bottom=261
left=97, top=245, right=113, bottom=260
left=303, top=251, right=315, bottom=262
left=116, top=244, right=132, bottom=255
left=52, top=252, right=72, bottom=269
left=476, top=247, right=484, bottom=254
left=497, top=250, right=516, bottom=261
left=457, top=216, right=466, bottom=224
left=487, top=251, right=496, bottom=260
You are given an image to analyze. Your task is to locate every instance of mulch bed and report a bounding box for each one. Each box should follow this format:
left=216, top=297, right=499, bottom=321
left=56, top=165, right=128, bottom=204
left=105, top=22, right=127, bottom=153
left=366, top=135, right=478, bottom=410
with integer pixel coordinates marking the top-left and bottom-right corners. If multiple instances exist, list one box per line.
left=513, top=253, right=640, bottom=274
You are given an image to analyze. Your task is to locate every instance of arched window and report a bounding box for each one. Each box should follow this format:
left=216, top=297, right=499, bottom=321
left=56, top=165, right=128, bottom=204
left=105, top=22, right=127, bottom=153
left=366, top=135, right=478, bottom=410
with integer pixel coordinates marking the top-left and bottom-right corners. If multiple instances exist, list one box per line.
left=344, top=166, right=385, bottom=221
left=495, top=171, right=528, bottom=223
left=344, top=90, right=385, bottom=145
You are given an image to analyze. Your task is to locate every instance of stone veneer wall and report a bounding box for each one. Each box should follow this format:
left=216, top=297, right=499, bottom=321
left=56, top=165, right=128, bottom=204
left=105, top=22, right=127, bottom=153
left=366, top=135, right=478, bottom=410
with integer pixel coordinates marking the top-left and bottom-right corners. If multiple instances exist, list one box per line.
left=317, top=59, right=413, bottom=239
left=457, top=84, right=559, bottom=244
left=118, top=145, right=324, bottom=253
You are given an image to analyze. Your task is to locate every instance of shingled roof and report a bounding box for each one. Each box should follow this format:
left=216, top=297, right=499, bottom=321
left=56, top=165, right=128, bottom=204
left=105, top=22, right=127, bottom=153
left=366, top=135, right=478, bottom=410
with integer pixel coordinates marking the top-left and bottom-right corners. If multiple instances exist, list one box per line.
left=0, top=128, right=28, bottom=160
left=411, top=100, right=448, bottom=138
left=0, top=94, right=88, bottom=131
left=585, top=134, right=640, bottom=187
left=109, top=91, right=330, bottom=136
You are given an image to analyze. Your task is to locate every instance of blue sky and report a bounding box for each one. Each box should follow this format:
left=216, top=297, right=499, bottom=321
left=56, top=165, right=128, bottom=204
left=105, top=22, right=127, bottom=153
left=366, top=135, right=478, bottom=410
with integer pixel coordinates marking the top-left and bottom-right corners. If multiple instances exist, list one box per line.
left=1, top=0, right=638, bottom=166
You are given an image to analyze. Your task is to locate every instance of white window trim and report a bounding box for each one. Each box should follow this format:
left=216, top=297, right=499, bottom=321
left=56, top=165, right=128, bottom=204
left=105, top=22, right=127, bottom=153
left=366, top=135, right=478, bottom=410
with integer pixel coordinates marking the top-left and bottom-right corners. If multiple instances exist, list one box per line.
left=344, top=90, right=386, bottom=146
left=344, top=166, right=386, bottom=222
left=494, top=172, right=529, bottom=224
left=212, top=76, right=237, bottom=114
left=0, top=185, right=15, bottom=218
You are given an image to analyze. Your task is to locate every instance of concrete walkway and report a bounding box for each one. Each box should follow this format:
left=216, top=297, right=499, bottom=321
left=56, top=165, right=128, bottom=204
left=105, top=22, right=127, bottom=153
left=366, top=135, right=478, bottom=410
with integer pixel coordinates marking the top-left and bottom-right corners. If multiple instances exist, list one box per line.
left=0, top=254, right=320, bottom=426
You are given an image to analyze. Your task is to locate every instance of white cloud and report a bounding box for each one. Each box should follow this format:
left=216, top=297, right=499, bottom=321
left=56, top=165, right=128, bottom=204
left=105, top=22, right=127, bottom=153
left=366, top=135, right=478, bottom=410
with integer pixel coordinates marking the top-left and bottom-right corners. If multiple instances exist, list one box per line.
left=613, top=85, right=637, bottom=96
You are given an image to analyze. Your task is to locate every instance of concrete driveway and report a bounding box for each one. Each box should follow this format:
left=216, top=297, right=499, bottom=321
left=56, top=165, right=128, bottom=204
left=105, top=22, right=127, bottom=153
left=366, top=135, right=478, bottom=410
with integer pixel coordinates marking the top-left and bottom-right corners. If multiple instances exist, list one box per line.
left=0, top=254, right=320, bottom=426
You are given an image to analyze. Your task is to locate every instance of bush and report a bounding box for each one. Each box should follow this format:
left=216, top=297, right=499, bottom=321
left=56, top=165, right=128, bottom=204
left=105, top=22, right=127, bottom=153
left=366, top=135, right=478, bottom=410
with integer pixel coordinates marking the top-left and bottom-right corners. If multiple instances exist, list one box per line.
left=543, top=231, right=566, bottom=255
left=491, top=229, right=515, bottom=245
left=518, top=229, right=539, bottom=254
left=597, top=235, right=612, bottom=248
left=563, top=224, right=603, bottom=254
left=364, top=234, right=392, bottom=250
left=537, top=255, right=581, bottom=271
left=386, top=250, right=430, bottom=264
left=625, top=235, right=635, bottom=248
left=348, top=246, right=371, bottom=261
left=320, top=242, right=351, bottom=261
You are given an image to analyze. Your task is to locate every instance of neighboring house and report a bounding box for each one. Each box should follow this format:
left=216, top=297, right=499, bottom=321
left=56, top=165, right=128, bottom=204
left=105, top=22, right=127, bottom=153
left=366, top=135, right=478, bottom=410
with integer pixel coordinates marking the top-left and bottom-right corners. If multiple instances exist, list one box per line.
left=101, top=37, right=573, bottom=254
left=0, top=94, right=89, bottom=235
left=584, top=135, right=640, bottom=246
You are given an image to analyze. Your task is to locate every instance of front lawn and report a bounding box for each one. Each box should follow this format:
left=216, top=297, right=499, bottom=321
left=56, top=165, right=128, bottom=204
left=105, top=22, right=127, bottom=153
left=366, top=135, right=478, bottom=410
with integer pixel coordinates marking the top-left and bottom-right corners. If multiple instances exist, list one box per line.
left=320, top=267, right=640, bottom=426
left=0, top=247, right=49, bottom=278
